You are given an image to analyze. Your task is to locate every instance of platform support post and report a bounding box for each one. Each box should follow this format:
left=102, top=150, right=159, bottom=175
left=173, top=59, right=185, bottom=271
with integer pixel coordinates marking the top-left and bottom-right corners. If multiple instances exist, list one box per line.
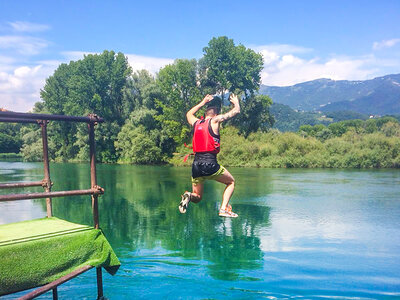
left=88, top=118, right=103, bottom=299
left=40, top=120, right=53, bottom=218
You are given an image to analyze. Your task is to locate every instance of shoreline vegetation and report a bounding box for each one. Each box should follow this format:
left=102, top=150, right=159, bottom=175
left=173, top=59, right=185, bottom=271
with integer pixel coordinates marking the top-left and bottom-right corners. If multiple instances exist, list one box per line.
left=0, top=153, right=22, bottom=160
left=3, top=117, right=399, bottom=169
left=171, top=118, right=400, bottom=169
left=1, top=36, right=399, bottom=169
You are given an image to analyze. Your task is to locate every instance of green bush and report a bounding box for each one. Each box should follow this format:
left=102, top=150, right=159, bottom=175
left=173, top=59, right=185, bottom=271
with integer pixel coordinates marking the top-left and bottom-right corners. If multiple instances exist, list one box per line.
left=172, top=122, right=400, bottom=168
left=0, top=153, right=22, bottom=159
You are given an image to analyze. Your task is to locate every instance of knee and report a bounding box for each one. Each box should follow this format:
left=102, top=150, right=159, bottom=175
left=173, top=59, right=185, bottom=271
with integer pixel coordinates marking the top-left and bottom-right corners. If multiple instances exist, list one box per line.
left=229, top=178, right=235, bottom=186
left=191, top=193, right=202, bottom=204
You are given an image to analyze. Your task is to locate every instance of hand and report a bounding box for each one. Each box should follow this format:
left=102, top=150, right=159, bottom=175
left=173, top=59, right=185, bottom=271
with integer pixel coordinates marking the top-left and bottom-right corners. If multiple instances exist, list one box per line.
left=201, top=94, right=214, bottom=105
left=229, top=93, right=240, bottom=106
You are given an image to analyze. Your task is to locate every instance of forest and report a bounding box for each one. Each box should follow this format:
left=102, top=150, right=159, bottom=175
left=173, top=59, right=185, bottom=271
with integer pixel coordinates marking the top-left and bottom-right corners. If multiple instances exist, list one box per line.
left=1, top=36, right=399, bottom=168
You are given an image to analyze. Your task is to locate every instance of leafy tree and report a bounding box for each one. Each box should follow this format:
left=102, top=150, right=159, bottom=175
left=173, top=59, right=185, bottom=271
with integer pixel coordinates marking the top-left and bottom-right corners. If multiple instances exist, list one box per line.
left=17, top=101, right=54, bottom=161
left=0, top=123, right=22, bottom=153
left=325, top=110, right=368, bottom=122
left=0, top=133, right=21, bottom=153
left=40, top=50, right=132, bottom=162
left=381, top=121, right=400, bottom=137
left=200, top=36, right=263, bottom=99
left=200, top=36, right=268, bottom=136
left=122, top=70, right=161, bottom=114
left=328, top=122, right=347, bottom=137
left=115, top=108, right=175, bottom=164
left=115, top=125, right=163, bottom=164
left=230, top=94, right=274, bottom=135
left=156, top=59, right=201, bottom=144
left=299, top=124, right=326, bottom=137
left=20, top=126, right=56, bottom=162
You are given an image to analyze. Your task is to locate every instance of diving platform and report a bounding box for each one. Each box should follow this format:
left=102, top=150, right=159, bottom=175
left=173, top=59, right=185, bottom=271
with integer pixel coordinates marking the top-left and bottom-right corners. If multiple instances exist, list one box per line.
left=0, top=111, right=119, bottom=299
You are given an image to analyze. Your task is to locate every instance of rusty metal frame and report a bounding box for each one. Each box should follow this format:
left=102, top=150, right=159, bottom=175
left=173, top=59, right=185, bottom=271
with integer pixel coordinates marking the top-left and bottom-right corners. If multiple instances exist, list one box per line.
left=0, top=181, right=44, bottom=189
left=0, top=111, right=105, bottom=299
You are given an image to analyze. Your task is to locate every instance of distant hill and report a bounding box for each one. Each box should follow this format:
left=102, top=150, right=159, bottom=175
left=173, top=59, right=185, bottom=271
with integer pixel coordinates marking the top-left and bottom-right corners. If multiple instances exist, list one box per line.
left=270, top=103, right=324, bottom=131
left=270, top=103, right=368, bottom=132
left=260, top=74, right=400, bottom=114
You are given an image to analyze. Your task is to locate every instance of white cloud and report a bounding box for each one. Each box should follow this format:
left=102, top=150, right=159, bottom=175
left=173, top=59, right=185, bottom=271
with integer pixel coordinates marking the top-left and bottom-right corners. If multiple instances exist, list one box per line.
left=126, top=54, right=174, bottom=74
left=0, top=51, right=174, bottom=112
left=252, top=44, right=313, bottom=55
left=0, top=64, right=54, bottom=112
left=0, top=35, right=49, bottom=55
left=8, top=21, right=50, bottom=33
left=61, top=51, right=97, bottom=61
left=373, top=38, right=400, bottom=50
left=253, top=44, right=386, bottom=86
left=62, top=51, right=174, bottom=74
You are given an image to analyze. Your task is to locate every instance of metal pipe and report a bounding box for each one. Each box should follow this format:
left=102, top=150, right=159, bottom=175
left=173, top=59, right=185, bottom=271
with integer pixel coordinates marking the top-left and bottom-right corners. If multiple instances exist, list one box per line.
left=0, top=187, right=104, bottom=202
left=96, top=267, right=103, bottom=299
left=0, top=181, right=44, bottom=189
left=88, top=122, right=100, bottom=229
left=0, top=117, right=38, bottom=124
left=40, top=121, right=53, bottom=217
left=88, top=120, right=103, bottom=298
left=18, top=265, right=92, bottom=300
left=0, top=111, right=104, bottom=123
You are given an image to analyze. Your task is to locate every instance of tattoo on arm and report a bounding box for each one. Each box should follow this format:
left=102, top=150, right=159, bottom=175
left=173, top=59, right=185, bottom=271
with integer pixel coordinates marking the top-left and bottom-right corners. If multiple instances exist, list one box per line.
left=213, top=107, right=240, bottom=122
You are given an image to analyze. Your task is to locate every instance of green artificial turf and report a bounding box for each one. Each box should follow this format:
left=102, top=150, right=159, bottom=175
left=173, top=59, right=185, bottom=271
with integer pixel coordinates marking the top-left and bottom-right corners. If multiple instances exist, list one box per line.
left=0, top=217, right=120, bottom=295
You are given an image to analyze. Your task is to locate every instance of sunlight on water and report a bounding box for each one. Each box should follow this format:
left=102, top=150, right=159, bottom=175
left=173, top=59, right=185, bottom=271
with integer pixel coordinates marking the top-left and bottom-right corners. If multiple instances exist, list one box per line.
left=1, top=162, right=400, bottom=299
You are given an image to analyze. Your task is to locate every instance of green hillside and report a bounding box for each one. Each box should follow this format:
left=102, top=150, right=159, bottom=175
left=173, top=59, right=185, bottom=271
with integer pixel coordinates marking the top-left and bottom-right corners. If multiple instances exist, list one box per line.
left=261, top=74, right=400, bottom=114
left=270, top=103, right=369, bottom=131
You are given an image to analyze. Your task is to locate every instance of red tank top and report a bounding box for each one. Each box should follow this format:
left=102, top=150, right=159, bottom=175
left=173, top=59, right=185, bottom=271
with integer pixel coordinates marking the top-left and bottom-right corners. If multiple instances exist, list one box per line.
left=192, top=118, right=220, bottom=154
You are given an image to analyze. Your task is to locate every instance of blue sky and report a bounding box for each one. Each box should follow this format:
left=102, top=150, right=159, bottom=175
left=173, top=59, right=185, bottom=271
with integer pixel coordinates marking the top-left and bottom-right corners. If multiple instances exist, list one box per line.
left=1, top=0, right=400, bottom=111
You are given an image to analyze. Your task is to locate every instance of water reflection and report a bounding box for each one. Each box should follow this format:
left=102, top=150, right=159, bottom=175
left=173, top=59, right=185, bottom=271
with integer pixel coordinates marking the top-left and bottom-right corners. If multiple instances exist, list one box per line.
left=98, top=165, right=271, bottom=281
left=1, top=162, right=400, bottom=298
left=1, top=162, right=271, bottom=281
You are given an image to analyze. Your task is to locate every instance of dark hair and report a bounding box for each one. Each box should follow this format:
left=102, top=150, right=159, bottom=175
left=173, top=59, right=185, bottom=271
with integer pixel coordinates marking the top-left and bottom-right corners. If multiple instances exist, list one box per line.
left=205, top=106, right=219, bottom=116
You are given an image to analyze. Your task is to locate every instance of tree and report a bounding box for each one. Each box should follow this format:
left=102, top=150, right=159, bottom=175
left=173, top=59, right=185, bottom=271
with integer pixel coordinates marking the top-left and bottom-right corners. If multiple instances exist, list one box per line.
left=230, top=94, right=274, bottom=135
left=122, top=70, right=161, bottom=114
left=200, top=36, right=269, bottom=136
left=0, top=123, right=22, bottom=153
left=156, top=59, right=201, bottom=144
left=115, top=108, right=175, bottom=164
left=200, top=36, right=263, bottom=99
left=40, top=50, right=132, bottom=162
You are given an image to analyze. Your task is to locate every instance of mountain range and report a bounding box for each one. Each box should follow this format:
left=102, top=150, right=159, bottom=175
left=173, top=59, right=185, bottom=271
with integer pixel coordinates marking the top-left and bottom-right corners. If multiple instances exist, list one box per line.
left=260, top=73, right=400, bottom=115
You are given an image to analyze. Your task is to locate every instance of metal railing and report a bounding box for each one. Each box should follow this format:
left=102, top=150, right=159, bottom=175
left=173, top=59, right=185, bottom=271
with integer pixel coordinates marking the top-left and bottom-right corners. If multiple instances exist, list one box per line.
left=0, top=111, right=105, bottom=300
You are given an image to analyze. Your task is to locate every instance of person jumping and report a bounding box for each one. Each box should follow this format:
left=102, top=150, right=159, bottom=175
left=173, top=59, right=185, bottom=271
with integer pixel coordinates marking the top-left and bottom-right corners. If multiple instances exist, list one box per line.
left=179, top=93, right=241, bottom=218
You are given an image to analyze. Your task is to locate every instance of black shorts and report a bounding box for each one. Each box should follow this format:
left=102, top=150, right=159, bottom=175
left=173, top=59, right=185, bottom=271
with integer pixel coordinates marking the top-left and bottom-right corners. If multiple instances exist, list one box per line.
left=192, top=153, right=220, bottom=178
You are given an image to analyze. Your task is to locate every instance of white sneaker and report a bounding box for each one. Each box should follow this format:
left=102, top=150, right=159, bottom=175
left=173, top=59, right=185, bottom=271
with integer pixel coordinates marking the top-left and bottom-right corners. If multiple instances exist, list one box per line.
left=219, top=204, right=238, bottom=218
left=179, top=191, right=191, bottom=213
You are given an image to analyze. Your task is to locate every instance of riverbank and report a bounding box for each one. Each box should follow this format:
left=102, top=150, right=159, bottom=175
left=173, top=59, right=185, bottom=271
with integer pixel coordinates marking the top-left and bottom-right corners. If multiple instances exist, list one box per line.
left=170, top=127, right=400, bottom=168
left=0, top=153, right=22, bottom=160
left=6, top=120, right=400, bottom=169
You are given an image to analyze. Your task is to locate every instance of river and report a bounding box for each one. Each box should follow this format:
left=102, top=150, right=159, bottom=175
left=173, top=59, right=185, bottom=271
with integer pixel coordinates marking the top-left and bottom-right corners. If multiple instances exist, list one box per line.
left=1, top=161, right=400, bottom=299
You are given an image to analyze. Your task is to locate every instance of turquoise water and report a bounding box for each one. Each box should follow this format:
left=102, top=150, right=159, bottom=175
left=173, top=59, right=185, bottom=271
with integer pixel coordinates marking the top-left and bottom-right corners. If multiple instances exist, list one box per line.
left=1, top=162, right=400, bottom=299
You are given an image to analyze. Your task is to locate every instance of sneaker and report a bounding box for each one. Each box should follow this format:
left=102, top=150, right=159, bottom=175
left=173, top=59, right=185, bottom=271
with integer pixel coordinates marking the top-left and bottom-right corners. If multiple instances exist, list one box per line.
left=179, top=191, right=191, bottom=213
left=219, top=204, right=238, bottom=218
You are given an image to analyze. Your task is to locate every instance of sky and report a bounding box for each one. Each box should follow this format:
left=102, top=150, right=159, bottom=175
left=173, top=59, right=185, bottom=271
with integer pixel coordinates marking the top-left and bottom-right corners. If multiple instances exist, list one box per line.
left=0, top=0, right=400, bottom=112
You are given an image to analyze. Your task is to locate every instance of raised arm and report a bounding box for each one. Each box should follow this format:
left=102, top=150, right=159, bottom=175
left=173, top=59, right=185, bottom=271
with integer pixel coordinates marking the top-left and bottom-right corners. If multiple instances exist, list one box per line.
left=186, top=94, right=214, bottom=126
left=213, top=93, right=241, bottom=123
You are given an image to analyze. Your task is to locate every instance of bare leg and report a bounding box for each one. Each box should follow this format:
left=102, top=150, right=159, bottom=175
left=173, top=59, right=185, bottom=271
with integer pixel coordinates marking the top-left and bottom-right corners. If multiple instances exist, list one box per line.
left=179, top=181, right=204, bottom=213
left=191, top=182, right=203, bottom=203
left=215, top=169, right=235, bottom=210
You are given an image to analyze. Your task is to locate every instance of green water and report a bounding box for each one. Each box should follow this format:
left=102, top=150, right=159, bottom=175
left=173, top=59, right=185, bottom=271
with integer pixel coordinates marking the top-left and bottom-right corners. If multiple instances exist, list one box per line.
left=1, top=162, right=400, bottom=299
